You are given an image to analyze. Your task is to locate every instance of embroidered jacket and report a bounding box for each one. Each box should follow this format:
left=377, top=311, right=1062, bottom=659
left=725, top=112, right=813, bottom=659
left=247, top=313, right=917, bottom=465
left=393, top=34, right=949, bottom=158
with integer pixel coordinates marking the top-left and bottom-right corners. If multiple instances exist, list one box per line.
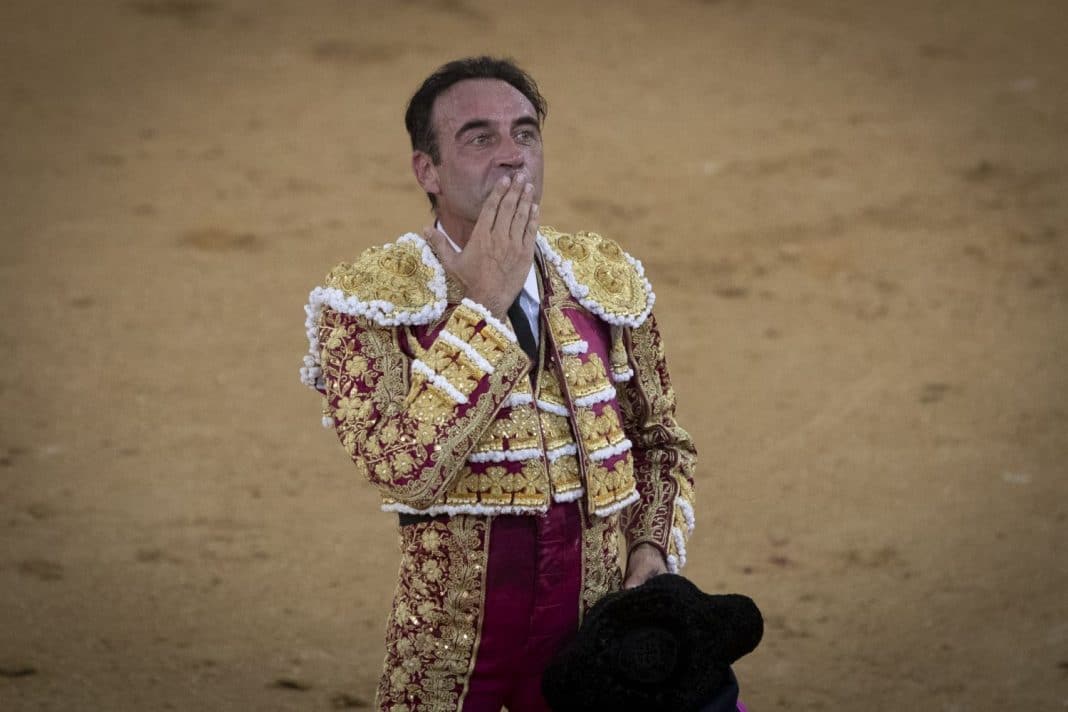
left=300, top=227, right=697, bottom=571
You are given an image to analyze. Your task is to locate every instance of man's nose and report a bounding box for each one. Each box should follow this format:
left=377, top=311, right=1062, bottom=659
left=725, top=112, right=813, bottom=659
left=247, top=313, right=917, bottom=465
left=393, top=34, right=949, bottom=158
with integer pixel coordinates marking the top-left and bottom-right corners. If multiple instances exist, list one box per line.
left=495, top=136, right=525, bottom=168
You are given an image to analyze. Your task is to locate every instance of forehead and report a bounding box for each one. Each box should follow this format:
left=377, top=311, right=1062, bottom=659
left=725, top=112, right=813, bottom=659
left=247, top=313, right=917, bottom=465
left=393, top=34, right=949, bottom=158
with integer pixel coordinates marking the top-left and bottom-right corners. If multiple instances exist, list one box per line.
left=431, top=79, right=537, bottom=134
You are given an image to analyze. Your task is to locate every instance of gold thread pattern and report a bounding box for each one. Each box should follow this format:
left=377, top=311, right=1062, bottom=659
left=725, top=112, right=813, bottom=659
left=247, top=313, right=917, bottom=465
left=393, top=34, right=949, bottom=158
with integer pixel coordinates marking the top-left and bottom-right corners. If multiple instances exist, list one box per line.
left=614, top=314, right=697, bottom=559
left=540, top=227, right=651, bottom=321
left=580, top=512, right=623, bottom=618
left=325, top=241, right=436, bottom=312
left=376, top=516, right=488, bottom=710
left=549, top=454, right=582, bottom=496
left=560, top=352, right=614, bottom=400
left=320, top=305, right=528, bottom=510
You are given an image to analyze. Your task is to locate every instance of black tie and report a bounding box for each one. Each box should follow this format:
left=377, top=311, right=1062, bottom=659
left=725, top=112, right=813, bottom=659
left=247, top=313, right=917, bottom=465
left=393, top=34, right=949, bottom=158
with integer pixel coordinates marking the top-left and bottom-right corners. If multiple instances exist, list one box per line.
left=507, top=296, right=539, bottom=369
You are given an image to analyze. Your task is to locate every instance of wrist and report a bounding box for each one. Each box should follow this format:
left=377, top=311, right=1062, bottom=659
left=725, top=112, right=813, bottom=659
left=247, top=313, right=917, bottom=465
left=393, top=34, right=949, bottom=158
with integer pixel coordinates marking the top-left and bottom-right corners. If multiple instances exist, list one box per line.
left=463, top=290, right=506, bottom=321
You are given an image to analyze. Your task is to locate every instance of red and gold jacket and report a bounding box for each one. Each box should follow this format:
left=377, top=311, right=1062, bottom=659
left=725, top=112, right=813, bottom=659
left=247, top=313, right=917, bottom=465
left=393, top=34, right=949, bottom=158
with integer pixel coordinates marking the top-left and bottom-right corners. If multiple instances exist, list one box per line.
left=300, top=227, right=696, bottom=571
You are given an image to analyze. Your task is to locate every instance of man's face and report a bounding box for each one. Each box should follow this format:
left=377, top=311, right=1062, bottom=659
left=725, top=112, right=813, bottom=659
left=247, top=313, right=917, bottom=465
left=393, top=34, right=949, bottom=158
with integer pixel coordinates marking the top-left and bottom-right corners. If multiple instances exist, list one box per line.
left=416, top=78, right=544, bottom=229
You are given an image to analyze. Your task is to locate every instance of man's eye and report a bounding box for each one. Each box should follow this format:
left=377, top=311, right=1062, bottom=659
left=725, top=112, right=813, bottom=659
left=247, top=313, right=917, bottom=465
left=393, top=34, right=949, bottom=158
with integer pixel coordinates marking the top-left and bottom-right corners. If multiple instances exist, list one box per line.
left=516, top=130, right=538, bottom=144
left=471, top=134, right=492, bottom=146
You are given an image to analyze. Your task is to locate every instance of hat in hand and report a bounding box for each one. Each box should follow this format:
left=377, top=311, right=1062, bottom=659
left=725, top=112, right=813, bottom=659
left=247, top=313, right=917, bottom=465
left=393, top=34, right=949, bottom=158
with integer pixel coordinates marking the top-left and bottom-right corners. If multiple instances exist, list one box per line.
left=542, top=574, right=763, bottom=712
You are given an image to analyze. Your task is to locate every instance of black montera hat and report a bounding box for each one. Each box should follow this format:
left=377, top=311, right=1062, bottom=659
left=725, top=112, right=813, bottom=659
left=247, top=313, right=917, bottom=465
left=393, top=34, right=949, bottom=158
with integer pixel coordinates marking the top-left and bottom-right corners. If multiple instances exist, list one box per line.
left=542, top=574, right=763, bottom=712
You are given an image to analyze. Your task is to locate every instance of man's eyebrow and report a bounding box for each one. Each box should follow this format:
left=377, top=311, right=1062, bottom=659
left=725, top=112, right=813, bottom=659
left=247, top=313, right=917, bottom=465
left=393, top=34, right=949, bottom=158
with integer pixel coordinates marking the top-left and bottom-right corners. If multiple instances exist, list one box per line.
left=454, top=119, right=492, bottom=140
left=454, top=116, right=541, bottom=140
left=512, top=116, right=540, bottom=130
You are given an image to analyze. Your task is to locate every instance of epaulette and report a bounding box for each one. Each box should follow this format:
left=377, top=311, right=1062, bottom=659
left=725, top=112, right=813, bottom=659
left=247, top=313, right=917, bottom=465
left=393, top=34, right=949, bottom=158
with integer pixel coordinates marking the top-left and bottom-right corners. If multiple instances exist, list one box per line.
left=299, top=233, right=446, bottom=389
left=318, top=232, right=448, bottom=325
left=537, top=226, right=655, bottom=328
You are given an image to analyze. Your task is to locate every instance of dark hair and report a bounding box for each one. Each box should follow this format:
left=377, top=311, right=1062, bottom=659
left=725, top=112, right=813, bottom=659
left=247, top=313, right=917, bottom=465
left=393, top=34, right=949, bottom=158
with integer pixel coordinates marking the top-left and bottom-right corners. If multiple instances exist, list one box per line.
left=405, top=56, right=548, bottom=206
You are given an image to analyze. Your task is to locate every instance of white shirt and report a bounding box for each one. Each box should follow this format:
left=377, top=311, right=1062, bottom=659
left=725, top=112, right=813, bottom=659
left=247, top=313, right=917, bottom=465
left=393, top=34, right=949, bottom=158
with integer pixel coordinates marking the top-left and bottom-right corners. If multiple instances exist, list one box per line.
left=439, top=225, right=541, bottom=346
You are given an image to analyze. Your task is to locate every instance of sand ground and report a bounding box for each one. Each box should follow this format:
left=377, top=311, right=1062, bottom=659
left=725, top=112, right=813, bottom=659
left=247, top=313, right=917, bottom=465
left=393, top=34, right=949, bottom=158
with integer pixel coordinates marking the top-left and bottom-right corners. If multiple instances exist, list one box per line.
left=1, top=1, right=1066, bottom=710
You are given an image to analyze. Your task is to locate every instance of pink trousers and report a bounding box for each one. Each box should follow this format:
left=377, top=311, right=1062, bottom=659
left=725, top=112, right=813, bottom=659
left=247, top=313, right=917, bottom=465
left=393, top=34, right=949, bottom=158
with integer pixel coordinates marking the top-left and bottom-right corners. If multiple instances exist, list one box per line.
left=401, top=502, right=748, bottom=712
left=461, top=502, right=583, bottom=711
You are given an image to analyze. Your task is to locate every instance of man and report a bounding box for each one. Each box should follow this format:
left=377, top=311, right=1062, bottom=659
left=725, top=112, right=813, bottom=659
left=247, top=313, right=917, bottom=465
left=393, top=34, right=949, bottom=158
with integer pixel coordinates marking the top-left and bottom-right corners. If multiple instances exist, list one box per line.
left=299, top=56, right=696, bottom=711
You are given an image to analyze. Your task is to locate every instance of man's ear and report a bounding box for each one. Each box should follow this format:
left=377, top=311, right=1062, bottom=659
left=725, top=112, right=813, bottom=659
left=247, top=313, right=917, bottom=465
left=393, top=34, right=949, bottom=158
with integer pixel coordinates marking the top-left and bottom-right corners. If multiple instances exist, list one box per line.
left=412, top=151, right=440, bottom=196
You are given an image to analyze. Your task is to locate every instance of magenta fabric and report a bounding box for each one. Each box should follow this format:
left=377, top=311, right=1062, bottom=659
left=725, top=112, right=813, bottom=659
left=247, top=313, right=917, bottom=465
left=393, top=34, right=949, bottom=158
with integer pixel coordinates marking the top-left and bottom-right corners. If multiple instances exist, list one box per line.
left=737, top=702, right=747, bottom=712
left=462, top=501, right=583, bottom=712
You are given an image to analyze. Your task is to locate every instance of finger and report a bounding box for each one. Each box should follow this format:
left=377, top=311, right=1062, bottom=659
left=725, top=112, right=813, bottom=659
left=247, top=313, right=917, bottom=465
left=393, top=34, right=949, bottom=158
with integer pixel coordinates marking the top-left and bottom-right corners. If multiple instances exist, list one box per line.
left=509, top=182, right=535, bottom=242
left=522, top=203, right=540, bottom=247
left=623, top=567, right=649, bottom=589
left=475, top=175, right=512, bottom=240
left=492, top=174, right=525, bottom=234
left=423, top=226, right=456, bottom=271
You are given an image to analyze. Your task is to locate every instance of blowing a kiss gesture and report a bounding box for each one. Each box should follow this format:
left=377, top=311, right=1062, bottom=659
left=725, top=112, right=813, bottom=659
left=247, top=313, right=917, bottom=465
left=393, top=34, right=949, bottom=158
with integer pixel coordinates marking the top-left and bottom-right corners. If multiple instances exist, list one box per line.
left=423, top=170, right=668, bottom=589
left=423, top=171, right=539, bottom=321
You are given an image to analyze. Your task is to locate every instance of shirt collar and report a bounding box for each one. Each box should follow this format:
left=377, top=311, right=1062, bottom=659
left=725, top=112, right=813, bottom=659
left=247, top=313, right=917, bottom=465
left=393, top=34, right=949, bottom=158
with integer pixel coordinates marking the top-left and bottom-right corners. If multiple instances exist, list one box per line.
left=436, top=222, right=541, bottom=305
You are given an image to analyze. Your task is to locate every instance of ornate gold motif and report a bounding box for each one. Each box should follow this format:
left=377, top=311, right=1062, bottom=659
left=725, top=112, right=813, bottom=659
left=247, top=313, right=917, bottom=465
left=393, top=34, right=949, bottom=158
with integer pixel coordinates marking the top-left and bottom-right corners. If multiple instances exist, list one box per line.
left=588, top=455, right=637, bottom=511
left=575, top=405, right=627, bottom=451
left=320, top=304, right=529, bottom=510
left=473, top=402, right=542, bottom=453
left=537, top=369, right=567, bottom=411
left=376, top=516, right=489, bottom=710
left=539, top=411, right=575, bottom=451
left=561, top=352, right=614, bottom=400
left=406, top=383, right=455, bottom=425
left=609, top=325, right=631, bottom=377
left=549, top=454, right=582, bottom=496
left=430, top=458, right=550, bottom=509
left=614, top=315, right=697, bottom=557
left=580, top=512, right=623, bottom=618
left=325, top=241, right=437, bottom=312
left=454, top=303, right=514, bottom=363
left=546, top=305, right=584, bottom=351
left=436, top=354, right=485, bottom=398
left=540, top=226, right=651, bottom=321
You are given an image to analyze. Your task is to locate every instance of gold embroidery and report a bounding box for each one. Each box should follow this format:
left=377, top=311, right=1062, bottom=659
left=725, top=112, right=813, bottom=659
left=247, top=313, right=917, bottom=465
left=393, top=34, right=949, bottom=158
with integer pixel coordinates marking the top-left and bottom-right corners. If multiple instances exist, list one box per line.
left=575, top=406, right=627, bottom=451
left=407, top=384, right=455, bottom=425
left=615, top=315, right=697, bottom=557
left=377, top=516, right=488, bottom=710
left=546, top=306, right=584, bottom=350
left=428, top=459, right=550, bottom=509
left=539, top=411, right=575, bottom=451
left=609, top=325, right=630, bottom=377
left=561, top=352, right=614, bottom=400
left=321, top=305, right=529, bottom=510
left=549, top=454, right=582, bottom=495
left=588, top=455, right=637, bottom=511
left=472, top=402, right=542, bottom=453
left=326, top=241, right=438, bottom=312
left=436, top=353, right=485, bottom=397
left=541, top=227, right=651, bottom=321
left=537, top=369, right=567, bottom=411
left=580, top=512, right=623, bottom=618
left=418, top=340, right=454, bottom=373
left=469, top=325, right=511, bottom=363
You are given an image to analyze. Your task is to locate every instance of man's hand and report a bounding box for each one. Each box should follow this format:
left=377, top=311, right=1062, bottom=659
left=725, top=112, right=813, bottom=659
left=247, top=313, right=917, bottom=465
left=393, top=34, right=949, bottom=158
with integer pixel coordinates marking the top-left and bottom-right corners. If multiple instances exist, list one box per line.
left=623, top=542, right=668, bottom=589
left=424, top=173, right=539, bottom=319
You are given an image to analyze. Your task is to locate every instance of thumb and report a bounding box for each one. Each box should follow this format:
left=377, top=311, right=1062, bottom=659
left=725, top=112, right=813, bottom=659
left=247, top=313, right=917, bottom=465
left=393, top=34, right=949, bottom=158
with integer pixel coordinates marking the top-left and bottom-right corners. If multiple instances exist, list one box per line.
left=423, top=225, right=456, bottom=270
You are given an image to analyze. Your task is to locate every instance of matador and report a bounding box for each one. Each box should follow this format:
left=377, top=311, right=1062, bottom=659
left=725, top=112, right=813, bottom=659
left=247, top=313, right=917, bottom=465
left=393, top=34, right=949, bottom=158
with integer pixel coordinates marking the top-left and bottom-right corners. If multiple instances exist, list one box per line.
left=299, top=57, right=697, bottom=711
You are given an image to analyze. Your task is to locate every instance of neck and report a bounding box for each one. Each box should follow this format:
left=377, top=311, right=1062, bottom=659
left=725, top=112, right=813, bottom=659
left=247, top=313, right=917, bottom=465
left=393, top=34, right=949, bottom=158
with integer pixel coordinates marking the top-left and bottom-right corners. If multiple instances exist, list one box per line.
left=435, top=213, right=475, bottom=249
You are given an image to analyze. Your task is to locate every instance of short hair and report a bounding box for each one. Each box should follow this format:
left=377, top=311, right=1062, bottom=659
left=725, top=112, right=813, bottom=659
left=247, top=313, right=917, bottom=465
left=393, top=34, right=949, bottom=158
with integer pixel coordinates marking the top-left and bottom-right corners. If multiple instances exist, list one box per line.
left=405, top=56, right=548, bottom=206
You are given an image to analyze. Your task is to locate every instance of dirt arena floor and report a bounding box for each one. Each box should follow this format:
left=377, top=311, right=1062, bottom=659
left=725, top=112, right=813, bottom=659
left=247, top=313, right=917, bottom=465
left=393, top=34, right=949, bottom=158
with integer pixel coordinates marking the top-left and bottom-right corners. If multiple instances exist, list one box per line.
left=2, top=1, right=1066, bottom=710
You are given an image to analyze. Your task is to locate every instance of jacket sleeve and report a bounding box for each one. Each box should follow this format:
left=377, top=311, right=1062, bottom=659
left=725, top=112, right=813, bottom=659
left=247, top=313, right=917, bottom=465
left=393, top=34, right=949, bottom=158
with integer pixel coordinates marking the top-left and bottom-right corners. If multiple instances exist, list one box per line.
left=317, top=298, right=530, bottom=509
left=616, top=312, right=697, bottom=572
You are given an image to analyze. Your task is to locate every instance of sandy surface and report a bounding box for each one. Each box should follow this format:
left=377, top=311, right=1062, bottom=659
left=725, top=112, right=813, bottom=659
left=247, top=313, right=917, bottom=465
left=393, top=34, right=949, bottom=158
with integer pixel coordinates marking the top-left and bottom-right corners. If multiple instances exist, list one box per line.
left=2, top=1, right=1066, bottom=710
